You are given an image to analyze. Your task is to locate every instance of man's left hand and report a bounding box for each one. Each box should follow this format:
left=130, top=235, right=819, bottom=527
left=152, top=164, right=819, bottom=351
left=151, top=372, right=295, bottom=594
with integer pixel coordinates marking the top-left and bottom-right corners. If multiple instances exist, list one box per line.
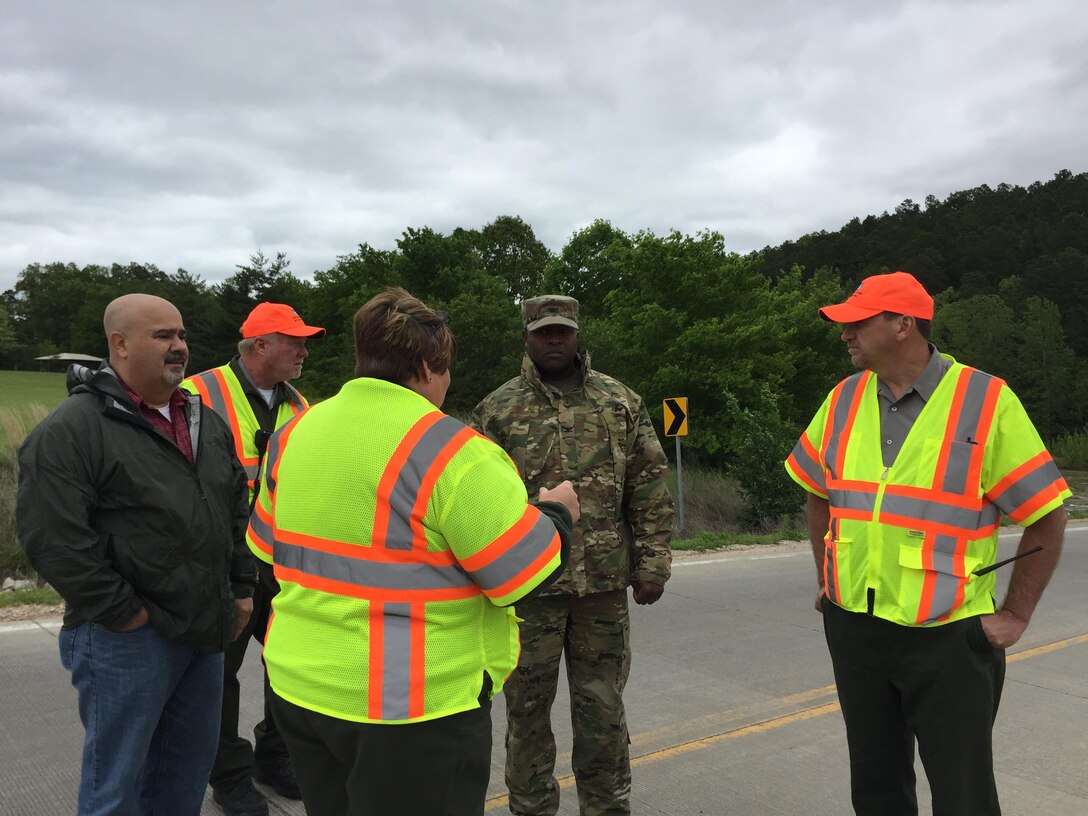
left=231, top=597, right=254, bottom=641
left=632, top=581, right=664, bottom=605
left=979, top=608, right=1029, bottom=650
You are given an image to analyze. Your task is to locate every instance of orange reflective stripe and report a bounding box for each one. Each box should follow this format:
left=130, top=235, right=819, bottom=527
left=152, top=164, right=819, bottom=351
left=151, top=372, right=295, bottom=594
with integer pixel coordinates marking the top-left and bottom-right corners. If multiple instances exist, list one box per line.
left=204, top=369, right=255, bottom=468
left=837, top=373, right=870, bottom=480
left=915, top=533, right=970, bottom=624
left=487, top=536, right=561, bottom=602
left=368, top=601, right=385, bottom=720
left=277, top=528, right=457, bottom=567
left=187, top=374, right=213, bottom=409
left=248, top=500, right=274, bottom=558
left=932, top=369, right=971, bottom=490
left=820, top=381, right=844, bottom=468
left=409, top=425, right=477, bottom=552
left=265, top=411, right=306, bottom=496
left=825, top=372, right=871, bottom=480
left=1007, top=480, right=1068, bottom=524
left=275, top=564, right=479, bottom=604
left=409, top=603, right=426, bottom=719
left=825, top=536, right=841, bottom=604
left=455, top=506, right=560, bottom=598
left=362, top=599, right=427, bottom=721
left=272, top=538, right=476, bottom=601
left=373, top=413, right=444, bottom=548
left=989, top=451, right=1051, bottom=500
left=988, top=451, right=1069, bottom=523
left=967, top=377, right=1002, bottom=490
left=787, top=432, right=825, bottom=494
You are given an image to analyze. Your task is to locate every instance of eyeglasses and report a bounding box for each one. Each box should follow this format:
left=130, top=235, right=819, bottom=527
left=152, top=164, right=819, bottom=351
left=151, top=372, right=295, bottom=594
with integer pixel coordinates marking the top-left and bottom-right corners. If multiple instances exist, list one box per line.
left=396, top=307, right=450, bottom=333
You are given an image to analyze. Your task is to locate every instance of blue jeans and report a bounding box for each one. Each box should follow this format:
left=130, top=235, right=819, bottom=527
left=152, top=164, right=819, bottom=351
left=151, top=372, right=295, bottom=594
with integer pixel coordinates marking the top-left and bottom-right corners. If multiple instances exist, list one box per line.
left=59, top=620, right=225, bottom=816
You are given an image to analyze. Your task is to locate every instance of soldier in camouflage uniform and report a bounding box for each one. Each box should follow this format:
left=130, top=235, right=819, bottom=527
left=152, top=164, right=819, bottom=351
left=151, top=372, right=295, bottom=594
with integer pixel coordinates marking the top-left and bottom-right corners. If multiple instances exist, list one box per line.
left=471, top=295, right=674, bottom=816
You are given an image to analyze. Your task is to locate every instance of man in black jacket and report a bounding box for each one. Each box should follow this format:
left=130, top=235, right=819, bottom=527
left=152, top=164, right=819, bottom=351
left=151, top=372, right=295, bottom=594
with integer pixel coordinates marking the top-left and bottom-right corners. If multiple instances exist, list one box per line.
left=17, top=293, right=256, bottom=816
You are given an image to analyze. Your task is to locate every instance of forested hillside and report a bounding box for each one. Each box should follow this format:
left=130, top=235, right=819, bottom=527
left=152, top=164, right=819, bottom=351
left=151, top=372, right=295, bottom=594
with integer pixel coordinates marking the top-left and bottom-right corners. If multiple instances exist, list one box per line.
left=4, top=170, right=1087, bottom=523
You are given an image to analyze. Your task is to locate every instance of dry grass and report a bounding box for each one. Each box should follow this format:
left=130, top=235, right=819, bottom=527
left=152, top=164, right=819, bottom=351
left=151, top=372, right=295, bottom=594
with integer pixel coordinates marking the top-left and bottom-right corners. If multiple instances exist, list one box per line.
left=1, top=404, right=51, bottom=580
left=672, top=466, right=749, bottom=536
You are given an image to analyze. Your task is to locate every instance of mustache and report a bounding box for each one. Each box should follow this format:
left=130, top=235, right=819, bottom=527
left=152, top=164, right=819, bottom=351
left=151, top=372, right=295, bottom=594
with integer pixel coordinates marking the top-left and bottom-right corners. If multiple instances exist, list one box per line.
left=164, top=353, right=187, bottom=365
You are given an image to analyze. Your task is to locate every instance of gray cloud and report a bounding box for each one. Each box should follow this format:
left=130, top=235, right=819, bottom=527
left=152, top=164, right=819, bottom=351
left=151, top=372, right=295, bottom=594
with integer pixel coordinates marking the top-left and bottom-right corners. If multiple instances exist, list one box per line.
left=2, top=0, right=1086, bottom=289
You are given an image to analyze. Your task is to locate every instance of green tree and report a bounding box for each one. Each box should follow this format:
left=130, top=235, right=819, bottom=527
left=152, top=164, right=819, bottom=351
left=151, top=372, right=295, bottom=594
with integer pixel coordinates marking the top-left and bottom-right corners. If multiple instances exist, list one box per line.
left=477, top=215, right=550, bottom=303
left=542, top=220, right=632, bottom=316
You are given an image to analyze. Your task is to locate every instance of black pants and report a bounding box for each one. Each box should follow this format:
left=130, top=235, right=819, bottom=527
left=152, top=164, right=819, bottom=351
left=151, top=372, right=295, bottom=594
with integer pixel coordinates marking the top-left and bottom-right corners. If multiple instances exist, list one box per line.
left=822, top=599, right=1006, bottom=816
left=270, top=685, right=493, bottom=816
left=210, top=563, right=288, bottom=790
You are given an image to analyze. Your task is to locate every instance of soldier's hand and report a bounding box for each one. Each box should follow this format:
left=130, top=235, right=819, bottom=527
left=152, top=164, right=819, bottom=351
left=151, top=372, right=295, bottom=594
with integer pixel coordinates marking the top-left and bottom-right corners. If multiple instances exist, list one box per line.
left=231, top=597, right=254, bottom=642
left=632, top=580, right=664, bottom=605
left=539, top=480, right=580, bottom=525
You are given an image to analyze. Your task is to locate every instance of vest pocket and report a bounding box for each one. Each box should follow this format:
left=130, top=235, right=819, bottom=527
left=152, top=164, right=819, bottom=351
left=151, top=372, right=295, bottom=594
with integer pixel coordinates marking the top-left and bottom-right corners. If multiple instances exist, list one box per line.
left=823, top=536, right=852, bottom=605
left=898, top=543, right=982, bottom=623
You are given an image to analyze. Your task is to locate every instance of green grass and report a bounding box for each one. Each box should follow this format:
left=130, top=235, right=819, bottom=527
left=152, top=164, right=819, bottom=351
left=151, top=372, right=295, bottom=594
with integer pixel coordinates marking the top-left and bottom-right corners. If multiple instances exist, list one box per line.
left=0, top=586, right=61, bottom=608
left=0, top=373, right=65, bottom=579
left=0, top=370, right=67, bottom=409
left=0, top=371, right=65, bottom=449
left=673, top=528, right=805, bottom=552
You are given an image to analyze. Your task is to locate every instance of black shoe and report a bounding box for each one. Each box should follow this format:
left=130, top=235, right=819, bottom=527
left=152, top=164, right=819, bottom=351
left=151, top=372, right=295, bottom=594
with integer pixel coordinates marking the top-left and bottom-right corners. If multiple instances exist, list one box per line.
left=254, top=756, right=302, bottom=800
left=212, top=781, right=269, bottom=816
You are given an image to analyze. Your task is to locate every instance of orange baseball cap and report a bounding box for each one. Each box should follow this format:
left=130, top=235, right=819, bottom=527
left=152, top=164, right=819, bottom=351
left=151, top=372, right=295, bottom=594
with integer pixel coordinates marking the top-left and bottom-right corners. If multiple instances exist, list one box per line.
left=818, top=271, right=934, bottom=323
left=240, top=303, right=326, bottom=338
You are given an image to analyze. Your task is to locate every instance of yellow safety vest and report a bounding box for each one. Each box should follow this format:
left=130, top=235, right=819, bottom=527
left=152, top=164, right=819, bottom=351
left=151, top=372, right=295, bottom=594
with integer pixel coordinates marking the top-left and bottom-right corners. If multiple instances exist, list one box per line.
left=786, top=358, right=1069, bottom=626
left=247, top=377, right=563, bottom=724
left=182, top=363, right=307, bottom=499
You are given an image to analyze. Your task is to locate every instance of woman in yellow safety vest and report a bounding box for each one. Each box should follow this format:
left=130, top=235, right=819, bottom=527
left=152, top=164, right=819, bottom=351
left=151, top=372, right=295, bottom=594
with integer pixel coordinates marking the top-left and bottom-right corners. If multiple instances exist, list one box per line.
left=246, top=286, right=578, bottom=816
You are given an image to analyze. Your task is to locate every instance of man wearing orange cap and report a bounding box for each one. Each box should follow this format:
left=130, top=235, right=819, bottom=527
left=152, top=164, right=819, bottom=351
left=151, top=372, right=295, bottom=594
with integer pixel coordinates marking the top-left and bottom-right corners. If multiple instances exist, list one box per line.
left=785, top=271, right=1070, bottom=815
left=183, top=302, right=325, bottom=816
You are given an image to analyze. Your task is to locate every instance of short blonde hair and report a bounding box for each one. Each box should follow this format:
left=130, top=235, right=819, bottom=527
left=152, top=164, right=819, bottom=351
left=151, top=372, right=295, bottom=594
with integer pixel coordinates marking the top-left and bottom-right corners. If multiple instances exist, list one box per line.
left=353, top=287, right=456, bottom=383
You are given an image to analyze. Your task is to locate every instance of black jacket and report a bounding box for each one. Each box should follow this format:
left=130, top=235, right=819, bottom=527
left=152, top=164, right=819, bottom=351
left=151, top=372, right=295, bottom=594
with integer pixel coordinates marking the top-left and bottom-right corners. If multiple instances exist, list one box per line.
left=17, top=364, right=256, bottom=653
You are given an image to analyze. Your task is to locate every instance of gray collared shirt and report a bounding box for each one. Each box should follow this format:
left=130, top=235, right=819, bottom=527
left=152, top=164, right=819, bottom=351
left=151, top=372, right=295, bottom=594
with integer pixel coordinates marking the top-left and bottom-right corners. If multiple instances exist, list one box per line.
left=875, top=345, right=953, bottom=466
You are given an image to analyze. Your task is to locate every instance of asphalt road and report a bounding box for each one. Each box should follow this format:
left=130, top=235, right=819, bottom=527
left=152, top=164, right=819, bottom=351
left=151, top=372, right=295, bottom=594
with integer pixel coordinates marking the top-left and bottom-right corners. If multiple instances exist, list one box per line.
left=1, top=527, right=1085, bottom=815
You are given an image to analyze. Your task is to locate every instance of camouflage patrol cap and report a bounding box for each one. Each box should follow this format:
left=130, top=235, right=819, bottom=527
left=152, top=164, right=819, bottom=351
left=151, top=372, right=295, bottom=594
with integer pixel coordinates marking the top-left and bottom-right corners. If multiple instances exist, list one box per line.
left=522, top=295, right=579, bottom=332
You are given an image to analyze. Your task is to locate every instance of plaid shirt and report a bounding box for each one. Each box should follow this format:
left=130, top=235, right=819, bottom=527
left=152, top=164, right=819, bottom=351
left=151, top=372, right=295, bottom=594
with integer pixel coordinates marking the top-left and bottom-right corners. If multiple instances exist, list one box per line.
left=117, top=377, right=195, bottom=465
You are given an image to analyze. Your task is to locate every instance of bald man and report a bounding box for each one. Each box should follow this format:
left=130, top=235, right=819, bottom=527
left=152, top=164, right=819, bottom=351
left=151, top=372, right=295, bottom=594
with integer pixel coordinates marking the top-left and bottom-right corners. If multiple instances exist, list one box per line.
left=18, top=293, right=257, bottom=816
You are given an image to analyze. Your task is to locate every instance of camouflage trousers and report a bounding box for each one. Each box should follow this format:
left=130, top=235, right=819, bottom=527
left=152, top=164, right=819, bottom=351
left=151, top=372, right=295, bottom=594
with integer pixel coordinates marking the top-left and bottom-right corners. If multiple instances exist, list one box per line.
left=504, top=589, right=631, bottom=816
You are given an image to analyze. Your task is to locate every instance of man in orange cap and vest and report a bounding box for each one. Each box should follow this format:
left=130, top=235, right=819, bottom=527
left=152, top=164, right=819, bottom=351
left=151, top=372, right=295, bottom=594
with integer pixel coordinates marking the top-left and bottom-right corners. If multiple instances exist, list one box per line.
left=786, top=271, right=1069, bottom=816
left=183, top=302, right=325, bottom=816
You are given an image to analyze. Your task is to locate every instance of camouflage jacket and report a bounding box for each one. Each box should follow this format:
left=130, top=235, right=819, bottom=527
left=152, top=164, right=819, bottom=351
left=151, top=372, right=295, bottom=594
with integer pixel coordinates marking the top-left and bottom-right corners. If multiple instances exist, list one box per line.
left=471, top=352, right=673, bottom=597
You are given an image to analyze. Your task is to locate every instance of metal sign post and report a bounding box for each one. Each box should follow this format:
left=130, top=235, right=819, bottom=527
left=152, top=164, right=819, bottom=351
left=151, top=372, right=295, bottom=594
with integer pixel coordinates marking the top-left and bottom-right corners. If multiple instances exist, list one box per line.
left=663, top=397, right=688, bottom=539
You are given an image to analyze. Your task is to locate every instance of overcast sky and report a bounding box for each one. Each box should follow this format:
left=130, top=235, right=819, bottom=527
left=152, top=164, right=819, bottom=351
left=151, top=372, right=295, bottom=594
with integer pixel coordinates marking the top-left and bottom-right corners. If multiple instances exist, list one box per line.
left=2, top=0, right=1086, bottom=292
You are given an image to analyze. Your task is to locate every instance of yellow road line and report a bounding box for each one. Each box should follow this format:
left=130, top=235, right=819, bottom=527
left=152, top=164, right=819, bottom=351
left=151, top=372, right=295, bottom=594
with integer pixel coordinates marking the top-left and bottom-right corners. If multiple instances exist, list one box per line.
left=484, top=632, right=1086, bottom=812
left=1008, top=632, right=1088, bottom=663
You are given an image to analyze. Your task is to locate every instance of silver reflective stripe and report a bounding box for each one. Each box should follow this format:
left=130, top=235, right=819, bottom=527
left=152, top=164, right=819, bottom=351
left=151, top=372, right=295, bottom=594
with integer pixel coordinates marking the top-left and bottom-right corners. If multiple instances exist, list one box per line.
left=381, top=603, right=413, bottom=720
left=920, top=534, right=961, bottom=623
left=249, top=504, right=274, bottom=546
left=824, top=517, right=841, bottom=604
left=827, top=488, right=876, bottom=514
left=941, top=369, right=994, bottom=494
left=990, top=458, right=1065, bottom=517
left=384, top=416, right=468, bottom=551
left=468, top=511, right=557, bottom=593
left=880, top=493, right=998, bottom=531
left=284, top=382, right=306, bottom=411
left=193, top=370, right=230, bottom=421
left=824, top=373, right=867, bottom=481
left=788, top=439, right=825, bottom=490
left=264, top=422, right=292, bottom=495
left=274, top=540, right=474, bottom=595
